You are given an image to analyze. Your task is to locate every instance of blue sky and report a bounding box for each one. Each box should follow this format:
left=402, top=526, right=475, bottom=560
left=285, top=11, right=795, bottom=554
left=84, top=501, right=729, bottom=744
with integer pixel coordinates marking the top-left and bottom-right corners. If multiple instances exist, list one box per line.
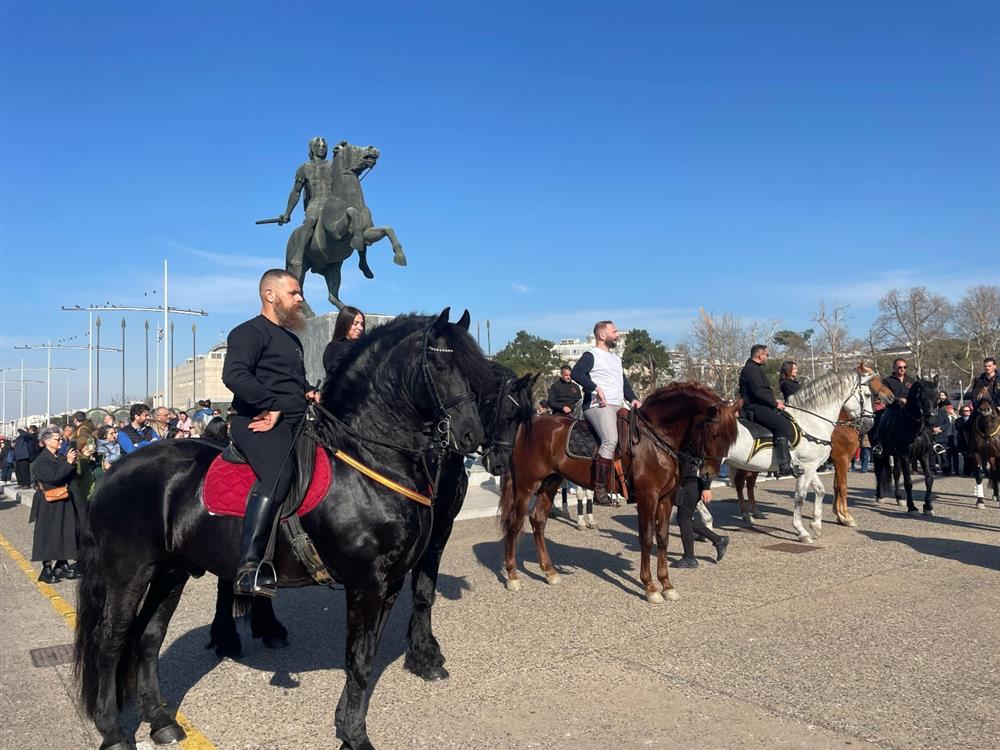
left=2, top=0, right=998, bottom=416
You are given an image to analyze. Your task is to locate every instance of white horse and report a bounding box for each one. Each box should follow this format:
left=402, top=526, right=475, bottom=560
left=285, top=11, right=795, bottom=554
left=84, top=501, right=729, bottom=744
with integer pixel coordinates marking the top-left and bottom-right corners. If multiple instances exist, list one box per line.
left=723, top=364, right=876, bottom=543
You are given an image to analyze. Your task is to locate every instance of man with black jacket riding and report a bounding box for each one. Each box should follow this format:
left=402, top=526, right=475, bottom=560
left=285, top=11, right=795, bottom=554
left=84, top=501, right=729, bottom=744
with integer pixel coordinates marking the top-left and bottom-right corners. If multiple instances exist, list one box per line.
left=872, top=358, right=912, bottom=456
left=971, top=357, right=999, bottom=408
left=738, top=344, right=798, bottom=477
left=222, top=269, right=319, bottom=598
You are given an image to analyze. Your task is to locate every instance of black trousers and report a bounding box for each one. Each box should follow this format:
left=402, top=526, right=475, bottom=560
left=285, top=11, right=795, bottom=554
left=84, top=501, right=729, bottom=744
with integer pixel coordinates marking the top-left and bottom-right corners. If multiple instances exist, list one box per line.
left=744, top=405, right=794, bottom=441
left=229, top=415, right=298, bottom=504
left=675, top=475, right=720, bottom=557
left=14, top=459, right=31, bottom=487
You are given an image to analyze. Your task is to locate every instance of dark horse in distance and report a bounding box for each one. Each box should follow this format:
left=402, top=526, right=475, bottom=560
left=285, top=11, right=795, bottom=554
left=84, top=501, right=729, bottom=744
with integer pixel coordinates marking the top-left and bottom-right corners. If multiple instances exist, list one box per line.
left=208, top=365, right=539, bottom=682
left=874, top=376, right=939, bottom=515
left=74, top=311, right=496, bottom=750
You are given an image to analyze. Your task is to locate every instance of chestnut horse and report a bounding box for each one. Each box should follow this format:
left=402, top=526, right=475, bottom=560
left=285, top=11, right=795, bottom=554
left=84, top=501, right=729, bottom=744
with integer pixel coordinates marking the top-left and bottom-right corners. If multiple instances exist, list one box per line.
left=733, top=375, right=892, bottom=528
left=498, top=382, right=741, bottom=604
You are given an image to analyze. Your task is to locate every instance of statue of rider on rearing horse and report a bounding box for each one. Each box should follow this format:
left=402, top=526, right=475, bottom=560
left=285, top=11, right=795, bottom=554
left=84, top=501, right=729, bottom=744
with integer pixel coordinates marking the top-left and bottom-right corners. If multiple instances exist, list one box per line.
left=258, top=136, right=407, bottom=315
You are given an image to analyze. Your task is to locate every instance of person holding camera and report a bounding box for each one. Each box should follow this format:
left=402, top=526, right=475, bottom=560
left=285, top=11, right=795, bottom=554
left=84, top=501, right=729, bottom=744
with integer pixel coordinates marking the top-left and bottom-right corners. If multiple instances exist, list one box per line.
left=29, top=426, right=81, bottom=584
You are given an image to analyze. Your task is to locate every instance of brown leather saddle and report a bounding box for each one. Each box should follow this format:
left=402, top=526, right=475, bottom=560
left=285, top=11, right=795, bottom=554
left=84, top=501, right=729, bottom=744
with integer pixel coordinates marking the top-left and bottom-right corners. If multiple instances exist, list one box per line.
left=564, top=408, right=632, bottom=498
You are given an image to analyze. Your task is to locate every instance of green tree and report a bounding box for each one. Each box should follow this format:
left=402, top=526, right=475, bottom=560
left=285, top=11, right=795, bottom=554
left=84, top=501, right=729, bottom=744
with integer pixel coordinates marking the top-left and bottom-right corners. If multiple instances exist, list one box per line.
left=622, top=329, right=673, bottom=397
left=493, top=330, right=559, bottom=378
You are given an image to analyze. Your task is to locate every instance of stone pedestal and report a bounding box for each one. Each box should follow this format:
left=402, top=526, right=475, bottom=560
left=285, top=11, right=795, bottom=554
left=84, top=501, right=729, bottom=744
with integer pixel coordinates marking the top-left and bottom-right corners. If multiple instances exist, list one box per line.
left=300, top=311, right=395, bottom=385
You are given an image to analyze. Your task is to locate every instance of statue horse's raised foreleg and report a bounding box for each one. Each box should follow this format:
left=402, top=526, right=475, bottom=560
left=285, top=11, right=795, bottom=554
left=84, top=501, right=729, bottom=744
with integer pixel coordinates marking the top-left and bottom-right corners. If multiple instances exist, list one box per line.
left=362, top=225, right=407, bottom=269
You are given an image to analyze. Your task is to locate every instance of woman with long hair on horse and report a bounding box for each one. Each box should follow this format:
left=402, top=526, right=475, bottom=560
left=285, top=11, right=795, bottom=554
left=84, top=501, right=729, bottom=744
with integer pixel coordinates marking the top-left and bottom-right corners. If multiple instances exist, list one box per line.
left=324, top=305, right=366, bottom=374
left=73, top=303, right=493, bottom=750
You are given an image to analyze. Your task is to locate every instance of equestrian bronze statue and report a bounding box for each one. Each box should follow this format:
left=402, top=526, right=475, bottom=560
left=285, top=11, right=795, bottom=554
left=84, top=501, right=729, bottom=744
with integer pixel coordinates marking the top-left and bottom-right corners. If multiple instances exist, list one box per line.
left=259, top=137, right=407, bottom=315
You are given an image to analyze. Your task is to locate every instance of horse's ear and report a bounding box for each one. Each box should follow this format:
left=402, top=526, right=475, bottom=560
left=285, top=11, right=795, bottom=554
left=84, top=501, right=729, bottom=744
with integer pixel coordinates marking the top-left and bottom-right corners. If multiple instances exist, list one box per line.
left=432, top=308, right=451, bottom=335
left=456, top=310, right=471, bottom=331
left=530, top=372, right=540, bottom=387
left=731, top=398, right=745, bottom=412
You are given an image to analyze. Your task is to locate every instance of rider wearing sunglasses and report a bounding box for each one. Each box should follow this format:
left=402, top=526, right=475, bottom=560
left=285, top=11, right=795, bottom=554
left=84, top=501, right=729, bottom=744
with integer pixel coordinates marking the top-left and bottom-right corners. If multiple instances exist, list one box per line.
left=872, top=358, right=913, bottom=456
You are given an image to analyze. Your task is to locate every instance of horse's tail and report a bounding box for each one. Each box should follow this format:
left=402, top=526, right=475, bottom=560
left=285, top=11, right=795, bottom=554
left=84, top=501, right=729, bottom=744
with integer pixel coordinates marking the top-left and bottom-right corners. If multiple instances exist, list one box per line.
left=73, top=502, right=108, bottom=720
left=497, top=469, right=517, bottom=537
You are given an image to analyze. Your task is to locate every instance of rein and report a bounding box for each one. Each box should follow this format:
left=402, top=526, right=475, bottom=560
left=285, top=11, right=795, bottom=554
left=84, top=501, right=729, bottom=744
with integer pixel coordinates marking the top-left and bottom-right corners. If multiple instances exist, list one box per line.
left=633, top=408, right=708, bottom=470
left=780, top=373, right=873, bottom=445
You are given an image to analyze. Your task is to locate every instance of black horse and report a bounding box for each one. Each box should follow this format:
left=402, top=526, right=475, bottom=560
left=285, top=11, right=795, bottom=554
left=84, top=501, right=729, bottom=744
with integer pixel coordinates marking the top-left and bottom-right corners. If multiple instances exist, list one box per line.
left=874, top=377, right=939, bottom=515
left=207, top=364, right=539, bottom=682
left=74, top=310, right=495, bottom=750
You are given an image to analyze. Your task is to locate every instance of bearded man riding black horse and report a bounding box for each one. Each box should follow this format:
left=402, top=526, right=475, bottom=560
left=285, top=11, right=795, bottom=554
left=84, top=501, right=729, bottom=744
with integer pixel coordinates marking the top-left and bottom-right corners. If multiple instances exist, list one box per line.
left=73, top=268, right=538, bottom=750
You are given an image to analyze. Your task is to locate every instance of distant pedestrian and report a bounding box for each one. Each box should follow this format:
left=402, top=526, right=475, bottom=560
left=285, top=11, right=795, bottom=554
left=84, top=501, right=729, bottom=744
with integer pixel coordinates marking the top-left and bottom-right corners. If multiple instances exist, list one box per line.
left=0, top=437, right=13, bottom=482
left=118, top=403, right=159, bottom=454
left=13, top=425, right=39, bottom=488
left=175, top=411, right=193, bottom=437
left=29, top=426, right=80, bottom=584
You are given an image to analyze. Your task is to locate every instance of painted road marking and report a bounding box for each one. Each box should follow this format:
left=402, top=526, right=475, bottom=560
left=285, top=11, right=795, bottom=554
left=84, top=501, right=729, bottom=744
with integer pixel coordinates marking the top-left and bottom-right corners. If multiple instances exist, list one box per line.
left=0, top=533, right=217, bottom=750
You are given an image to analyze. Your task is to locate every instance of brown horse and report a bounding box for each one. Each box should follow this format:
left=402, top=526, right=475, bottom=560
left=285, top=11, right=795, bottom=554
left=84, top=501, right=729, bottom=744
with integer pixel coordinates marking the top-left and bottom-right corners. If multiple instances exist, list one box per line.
left=498, top=382, right=741, bottom=604
left=969, top=390, right=1000, bottom=506
left=733, top=375, right=893, bottom=527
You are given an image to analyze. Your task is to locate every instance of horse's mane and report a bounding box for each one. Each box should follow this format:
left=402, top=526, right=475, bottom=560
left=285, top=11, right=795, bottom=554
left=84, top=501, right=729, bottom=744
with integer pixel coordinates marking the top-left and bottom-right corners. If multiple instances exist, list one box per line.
left=642, top=380, right=720, bottom=409
left=788, top=370, right=859, bottom=407
left=319, top=313, right=492, bottom=426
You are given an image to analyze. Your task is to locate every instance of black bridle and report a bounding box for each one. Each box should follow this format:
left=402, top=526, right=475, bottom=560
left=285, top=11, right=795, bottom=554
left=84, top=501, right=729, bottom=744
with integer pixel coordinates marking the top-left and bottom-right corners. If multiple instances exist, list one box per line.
left=419, top=326, right=477, bottom=455
left=479, top=378, right=522, bottom=462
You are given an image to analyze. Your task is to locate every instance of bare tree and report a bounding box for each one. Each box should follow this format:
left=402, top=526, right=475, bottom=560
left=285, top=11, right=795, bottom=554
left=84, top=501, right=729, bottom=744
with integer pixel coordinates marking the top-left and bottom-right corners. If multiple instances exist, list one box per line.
left=870, top=287, right=952, bottom=377
left=953, top=285, right=1000, bottom=374
left=685, top=308, right=761, bottom=397
left=813, top=300, right=851, bottom=372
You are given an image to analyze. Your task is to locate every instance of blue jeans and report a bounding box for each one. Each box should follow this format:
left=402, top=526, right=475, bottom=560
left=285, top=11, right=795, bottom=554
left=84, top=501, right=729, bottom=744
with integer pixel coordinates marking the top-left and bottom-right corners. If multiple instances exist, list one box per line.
left=860, top=447, right=871, bottom=472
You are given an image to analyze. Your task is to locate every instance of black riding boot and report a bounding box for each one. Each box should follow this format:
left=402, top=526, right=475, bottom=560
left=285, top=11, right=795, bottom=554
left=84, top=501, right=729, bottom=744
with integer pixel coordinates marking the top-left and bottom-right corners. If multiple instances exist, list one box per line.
left=774, top=437, right=800, bottom=477
left=593, top=457, right=616, bottom=506
left=234, top=491, right=279, bottom=598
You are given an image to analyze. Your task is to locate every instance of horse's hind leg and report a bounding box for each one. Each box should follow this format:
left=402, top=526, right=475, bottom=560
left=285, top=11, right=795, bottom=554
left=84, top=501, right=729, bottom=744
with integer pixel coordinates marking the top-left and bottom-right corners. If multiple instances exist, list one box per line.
left=133, top=564, right=190, bottom=745
left=93, top=565, right=158, bottom=750
left=528, top=475, right=563, bottom=584
left=363, top=225, right=407, bottom=267
left=791, top=477, right=813, bottom=543
left=208, top=578, right=242, bottom=658
left=323, top=262, right=346, bottom=309
left=336, top=578, right=405, bottom=750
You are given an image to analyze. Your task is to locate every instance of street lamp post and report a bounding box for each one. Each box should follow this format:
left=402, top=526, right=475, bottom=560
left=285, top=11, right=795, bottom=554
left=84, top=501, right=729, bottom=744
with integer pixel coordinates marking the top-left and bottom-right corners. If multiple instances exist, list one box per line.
left=96, top=317, right=102, bottom=407
left=192, top=323, right=197, bottom=407
left=144, top=320, right=150, bottom=403
left=169, top=321, right=175, bottom=406
left=121, top=317, right=127, bottom=405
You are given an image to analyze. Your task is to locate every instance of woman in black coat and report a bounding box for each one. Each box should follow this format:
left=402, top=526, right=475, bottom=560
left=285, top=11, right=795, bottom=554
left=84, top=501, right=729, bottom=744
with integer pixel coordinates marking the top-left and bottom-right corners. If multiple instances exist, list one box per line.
left=779, top=360, right=801, bottom=402
left=29, top=426, right=80, bottom=583
left=322, top=306, right=366, bottom=376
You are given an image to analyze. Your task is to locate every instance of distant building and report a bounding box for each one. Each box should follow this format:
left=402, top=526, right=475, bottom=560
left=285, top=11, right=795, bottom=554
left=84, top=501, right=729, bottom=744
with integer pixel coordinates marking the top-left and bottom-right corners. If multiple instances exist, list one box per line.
left=153, top=342, right=233, bottom=409
left=551, top=331, right=631, bottom=368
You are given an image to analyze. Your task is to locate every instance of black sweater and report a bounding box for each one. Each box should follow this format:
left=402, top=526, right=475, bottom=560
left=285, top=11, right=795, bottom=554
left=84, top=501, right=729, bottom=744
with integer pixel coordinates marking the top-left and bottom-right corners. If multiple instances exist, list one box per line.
left=738, top=359, right=777, bottom=408
left=223, top=315, right=308, bottom=419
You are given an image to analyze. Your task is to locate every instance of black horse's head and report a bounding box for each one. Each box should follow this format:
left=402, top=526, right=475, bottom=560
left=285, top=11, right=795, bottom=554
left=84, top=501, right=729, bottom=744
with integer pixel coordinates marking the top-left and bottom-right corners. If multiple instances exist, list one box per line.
left=480, top=367, right=537, bottom=476
left=907, top=376, right=940, bottom=424
left=333, top=139, right=379, bottom=176
left=417, top=308, right=489, bottom=455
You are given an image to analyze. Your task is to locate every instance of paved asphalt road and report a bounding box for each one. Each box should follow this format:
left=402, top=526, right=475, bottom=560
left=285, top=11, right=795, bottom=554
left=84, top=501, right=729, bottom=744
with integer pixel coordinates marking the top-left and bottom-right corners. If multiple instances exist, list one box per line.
left=1, top=471, right=997, bottom=750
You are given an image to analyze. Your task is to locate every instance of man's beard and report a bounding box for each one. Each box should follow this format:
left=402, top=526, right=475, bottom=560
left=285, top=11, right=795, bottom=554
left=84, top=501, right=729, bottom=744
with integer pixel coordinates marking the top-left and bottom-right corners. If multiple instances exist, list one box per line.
left=607, top=338, right=617, bottom=349
left=275, top=302, right=306, bottom=331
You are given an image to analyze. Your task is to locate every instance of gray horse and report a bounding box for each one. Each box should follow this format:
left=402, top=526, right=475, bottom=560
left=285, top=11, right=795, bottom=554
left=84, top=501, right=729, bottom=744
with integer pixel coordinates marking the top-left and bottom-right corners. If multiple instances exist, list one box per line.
left=286, top=140, right=406, bottom=314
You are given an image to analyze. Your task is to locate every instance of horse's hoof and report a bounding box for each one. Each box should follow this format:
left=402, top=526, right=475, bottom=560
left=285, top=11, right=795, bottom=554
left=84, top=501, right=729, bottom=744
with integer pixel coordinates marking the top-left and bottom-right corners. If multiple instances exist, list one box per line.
left=809, top=522, right=822, bottom=537
left=976, top=501, right=985, bottom=509
left=837, top=516, right=858, bottom=528
left=545, top=572, right=561, bottom=585
left=752, top=511, right=767, bottom=520
left=505, top=577, right=522, bottom=592
left=646, top=591, right=665, bottom=604
left=907, top=506, right=919, bottom=514
left=663, top=588, right=680, bottom=601
left=262, top=633, right=289, bottom=649
left=150, top=721, right=187, bottom=745
left=100, top=742, right=131, bottom=750
left=741, top=514, right=753, bottom=526
left=394, top=251, right=407, bottom=267
left=922, top=507, right=934, bottom=517
left=896, top=499, right=904, bottom=506
left=404, top=654, right=450, bottom=682
left=798, top=534, right=813, bottom=544
left=873, top=497, right=881, bottom=504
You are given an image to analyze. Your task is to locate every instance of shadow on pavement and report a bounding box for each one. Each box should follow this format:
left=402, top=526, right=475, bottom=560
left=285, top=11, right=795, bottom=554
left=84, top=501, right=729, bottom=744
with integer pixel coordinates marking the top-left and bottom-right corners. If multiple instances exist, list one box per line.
left=858, top=529, right=1000, bottom=571
left=472, top=534, right=646, bottom=599
left=156, top=578, right=422, bottom=721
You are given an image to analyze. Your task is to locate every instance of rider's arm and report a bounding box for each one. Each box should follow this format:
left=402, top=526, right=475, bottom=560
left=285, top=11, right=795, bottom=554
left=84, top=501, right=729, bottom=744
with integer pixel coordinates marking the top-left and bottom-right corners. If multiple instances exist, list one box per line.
left=282, top=166, right=306, bottom=221
left=570, top=353, right=596, bottom=394
left=222, top=324, right=279, bottom=414
left=623, top=375, right=638, bottom=404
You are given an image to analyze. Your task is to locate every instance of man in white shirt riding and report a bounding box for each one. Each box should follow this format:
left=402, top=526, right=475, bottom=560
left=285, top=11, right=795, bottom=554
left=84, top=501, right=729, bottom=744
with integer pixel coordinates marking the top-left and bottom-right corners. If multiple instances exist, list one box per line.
left=570, top=321, right=641, bottom=505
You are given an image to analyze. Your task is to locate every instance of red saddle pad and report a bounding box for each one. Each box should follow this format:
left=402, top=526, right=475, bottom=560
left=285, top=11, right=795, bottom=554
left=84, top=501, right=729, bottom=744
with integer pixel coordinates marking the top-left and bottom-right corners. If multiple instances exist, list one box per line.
left=203, top=445, right=332, bottom=518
